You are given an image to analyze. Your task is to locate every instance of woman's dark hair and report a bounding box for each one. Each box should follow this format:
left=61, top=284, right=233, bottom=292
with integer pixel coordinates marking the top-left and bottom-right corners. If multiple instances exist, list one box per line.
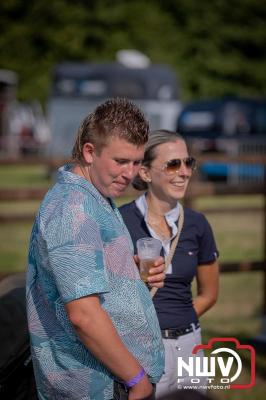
left=132, top=129, right=185, bottom=191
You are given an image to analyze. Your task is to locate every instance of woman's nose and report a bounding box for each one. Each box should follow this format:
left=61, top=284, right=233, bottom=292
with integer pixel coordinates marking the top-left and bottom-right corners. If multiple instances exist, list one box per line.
left=178, top=160, right=190, bottom=176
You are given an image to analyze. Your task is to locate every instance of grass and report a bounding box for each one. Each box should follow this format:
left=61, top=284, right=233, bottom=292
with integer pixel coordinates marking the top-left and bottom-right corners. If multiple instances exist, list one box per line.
left=0, top=222, right=33, bottom=273
left=207, top=210, right=264, bottom=262
left=0, top=165, right=51, bottom=188
left=194, top=194, right=264, bottom=209
left=201, top=272, right=262, bottom=337
left=0, top=200, right=41, bottom=214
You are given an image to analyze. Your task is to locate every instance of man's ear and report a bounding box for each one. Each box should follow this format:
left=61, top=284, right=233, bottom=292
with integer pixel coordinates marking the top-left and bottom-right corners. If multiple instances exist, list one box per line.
left=82, top=143, right=95, bottom=164
left=139, top=166, right=152, bottom=183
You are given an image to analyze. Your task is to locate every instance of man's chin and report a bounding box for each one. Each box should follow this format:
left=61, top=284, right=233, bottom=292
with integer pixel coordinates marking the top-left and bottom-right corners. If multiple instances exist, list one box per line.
left=111, top=187, right=128, bottom=198
left=110, top=182, right=129, bottom=197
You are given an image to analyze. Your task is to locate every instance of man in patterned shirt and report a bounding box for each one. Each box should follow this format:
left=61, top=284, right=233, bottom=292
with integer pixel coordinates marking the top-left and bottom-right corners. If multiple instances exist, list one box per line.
left=26, top=98, right=165, bottom=400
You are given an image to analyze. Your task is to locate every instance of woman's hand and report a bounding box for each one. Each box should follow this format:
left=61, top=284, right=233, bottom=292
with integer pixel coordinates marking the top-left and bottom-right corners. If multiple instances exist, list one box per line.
left=134, top=255, right=165, bottom=288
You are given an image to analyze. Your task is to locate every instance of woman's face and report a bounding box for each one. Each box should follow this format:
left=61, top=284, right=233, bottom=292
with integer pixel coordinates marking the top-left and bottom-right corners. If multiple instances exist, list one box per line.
left=144, top=139, right=193, bottom=203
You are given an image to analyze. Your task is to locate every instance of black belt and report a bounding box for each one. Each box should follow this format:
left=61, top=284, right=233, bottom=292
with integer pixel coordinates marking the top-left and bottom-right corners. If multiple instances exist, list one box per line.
left=161, top=322, right=200, bottom=339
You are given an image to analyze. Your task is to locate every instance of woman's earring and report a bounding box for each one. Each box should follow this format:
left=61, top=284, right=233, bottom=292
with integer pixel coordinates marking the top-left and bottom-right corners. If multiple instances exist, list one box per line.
left=146, top=178, right=152, bottom=183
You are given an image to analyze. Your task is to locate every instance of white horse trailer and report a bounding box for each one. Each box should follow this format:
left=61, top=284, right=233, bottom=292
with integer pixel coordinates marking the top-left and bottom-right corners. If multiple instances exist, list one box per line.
left=47, top=59, right=182, bottom=158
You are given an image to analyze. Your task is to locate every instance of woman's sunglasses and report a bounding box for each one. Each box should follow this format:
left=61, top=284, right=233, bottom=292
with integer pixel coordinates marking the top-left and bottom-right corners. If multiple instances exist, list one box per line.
left=162, top=157, right=197, bottom=175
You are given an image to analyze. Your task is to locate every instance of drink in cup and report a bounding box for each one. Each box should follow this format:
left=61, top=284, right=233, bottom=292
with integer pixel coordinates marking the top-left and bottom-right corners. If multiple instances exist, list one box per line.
left=139, top=259, right=156, bottom=282
left=136, top=237, right=162, bottom=282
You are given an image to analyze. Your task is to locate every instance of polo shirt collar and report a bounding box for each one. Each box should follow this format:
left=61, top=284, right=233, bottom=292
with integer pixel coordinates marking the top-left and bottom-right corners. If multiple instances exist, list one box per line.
left=135, top=193, right=180, bottom=241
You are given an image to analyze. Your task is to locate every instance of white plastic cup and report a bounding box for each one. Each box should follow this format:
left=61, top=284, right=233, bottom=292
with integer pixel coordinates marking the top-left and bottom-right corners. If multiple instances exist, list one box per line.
left=136, top=237, right=162, bottom=282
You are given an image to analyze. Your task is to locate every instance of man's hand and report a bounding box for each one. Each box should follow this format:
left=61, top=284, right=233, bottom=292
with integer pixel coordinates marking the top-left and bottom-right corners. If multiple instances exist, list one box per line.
left=134, top=255, right=165, bottom=288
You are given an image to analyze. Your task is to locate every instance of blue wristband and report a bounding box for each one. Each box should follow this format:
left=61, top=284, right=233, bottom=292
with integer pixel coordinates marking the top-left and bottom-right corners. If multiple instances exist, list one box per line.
left=125, top=368, right=146, bottom=388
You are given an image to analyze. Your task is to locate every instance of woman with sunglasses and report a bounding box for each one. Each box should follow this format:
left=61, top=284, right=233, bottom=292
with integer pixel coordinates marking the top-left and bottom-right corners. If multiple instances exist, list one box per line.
left=119, top=130, right=219, bottom=398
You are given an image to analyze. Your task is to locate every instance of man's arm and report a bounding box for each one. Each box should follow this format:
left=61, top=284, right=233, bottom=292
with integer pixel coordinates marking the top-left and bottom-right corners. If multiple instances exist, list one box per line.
left=65, top=294, right=153, bottom=399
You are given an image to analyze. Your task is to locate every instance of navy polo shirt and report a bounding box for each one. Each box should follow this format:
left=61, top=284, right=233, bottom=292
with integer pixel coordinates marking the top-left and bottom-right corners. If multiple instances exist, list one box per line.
left=119, top=200, right=219, bottom=330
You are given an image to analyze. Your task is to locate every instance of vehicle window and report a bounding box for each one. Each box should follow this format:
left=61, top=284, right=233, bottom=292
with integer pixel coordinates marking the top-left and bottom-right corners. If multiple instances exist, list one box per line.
left=110, top=78, right=145, bottom=99
left=179, top=110, right=215, bottom=131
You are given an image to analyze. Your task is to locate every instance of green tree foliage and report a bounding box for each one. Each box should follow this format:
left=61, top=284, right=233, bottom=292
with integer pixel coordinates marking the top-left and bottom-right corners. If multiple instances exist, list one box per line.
left=0, top=0, right=265, bottom=102
left=159, top=0, right=266, bottom=98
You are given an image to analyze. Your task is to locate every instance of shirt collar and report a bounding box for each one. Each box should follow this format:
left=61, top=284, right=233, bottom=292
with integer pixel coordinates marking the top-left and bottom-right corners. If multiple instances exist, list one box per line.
left=57, top=164, right=117, bottom=213
left=135, top=193, right=180, bottom=241
left=135, top=193, right=180, bottom=221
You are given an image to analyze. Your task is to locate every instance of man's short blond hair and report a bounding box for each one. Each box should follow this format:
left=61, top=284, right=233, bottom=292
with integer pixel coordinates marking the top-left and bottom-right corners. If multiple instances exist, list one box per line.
left=72, top=98, right=149, bottom=161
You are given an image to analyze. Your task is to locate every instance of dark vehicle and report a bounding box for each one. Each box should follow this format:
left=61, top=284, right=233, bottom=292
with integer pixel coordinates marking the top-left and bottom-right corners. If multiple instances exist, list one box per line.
left=177, top=97, right=266, bottom=183
left=47, top=52, right=182, bottom=158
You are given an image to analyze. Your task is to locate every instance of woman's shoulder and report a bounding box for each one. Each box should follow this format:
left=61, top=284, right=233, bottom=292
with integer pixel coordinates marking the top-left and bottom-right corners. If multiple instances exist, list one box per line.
left=184, top=206, right=204, bottom=219
left=183, top=206, right=211, bottom=229
left=119, top=199, right=137, bottom=213
left=119, top=199, right=141, bottom=222
left=119, top=199, right=145, bottom=236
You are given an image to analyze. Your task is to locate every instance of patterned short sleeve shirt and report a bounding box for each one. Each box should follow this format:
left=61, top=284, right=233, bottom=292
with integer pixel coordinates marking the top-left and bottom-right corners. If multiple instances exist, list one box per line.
left=26, top=165, right=164, bottom=400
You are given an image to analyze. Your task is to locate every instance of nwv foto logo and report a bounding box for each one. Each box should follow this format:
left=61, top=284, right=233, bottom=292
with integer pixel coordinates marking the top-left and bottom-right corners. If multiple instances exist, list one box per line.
left=177, top=337, right=256, bottom=389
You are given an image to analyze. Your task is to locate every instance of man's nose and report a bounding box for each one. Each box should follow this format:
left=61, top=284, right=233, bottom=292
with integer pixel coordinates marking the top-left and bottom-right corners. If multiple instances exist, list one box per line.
left=122, top=163, right=137, bottom=180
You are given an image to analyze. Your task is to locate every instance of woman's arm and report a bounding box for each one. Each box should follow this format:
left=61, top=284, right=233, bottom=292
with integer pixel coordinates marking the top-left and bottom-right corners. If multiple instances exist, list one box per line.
left=193, top=260, right=219, bottom=317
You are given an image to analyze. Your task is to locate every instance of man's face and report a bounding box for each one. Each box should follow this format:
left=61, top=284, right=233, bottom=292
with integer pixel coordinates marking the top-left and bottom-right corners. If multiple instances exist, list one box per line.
left=89, top=136, right=144, bottom=198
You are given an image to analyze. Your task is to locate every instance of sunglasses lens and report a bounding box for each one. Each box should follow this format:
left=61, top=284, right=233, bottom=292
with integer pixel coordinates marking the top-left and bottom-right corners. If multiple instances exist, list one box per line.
left=165, top=159, right=181, bottom=174
left=165, top=158, right=196, bottom=174
left=185, top=157, right=196, bottom=169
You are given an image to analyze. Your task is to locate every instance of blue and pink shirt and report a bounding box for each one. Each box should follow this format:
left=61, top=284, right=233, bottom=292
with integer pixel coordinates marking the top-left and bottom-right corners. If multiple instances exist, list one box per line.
left=26, top=165, right=164, bottom=400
